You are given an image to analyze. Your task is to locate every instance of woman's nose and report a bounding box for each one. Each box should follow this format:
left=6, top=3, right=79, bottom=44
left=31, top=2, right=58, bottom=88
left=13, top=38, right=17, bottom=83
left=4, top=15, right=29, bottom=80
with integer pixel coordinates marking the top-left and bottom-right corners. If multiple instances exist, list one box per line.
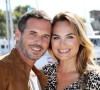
left=59, top=39, right=66, bottom=46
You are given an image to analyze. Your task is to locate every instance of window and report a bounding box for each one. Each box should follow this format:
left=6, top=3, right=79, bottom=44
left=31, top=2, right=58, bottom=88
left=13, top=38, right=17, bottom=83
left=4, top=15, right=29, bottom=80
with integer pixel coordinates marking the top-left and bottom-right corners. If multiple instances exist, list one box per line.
left=1, top=45, right=5, bottom=49
left=6, top=45, right=8, bottom=49
left=90, top=39, right=100, bottom=47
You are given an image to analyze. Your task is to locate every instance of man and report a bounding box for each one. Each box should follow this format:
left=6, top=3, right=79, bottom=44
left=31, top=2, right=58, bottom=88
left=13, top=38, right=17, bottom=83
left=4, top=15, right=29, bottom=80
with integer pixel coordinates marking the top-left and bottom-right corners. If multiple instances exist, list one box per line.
left=0, top=10, right=51, bottom=90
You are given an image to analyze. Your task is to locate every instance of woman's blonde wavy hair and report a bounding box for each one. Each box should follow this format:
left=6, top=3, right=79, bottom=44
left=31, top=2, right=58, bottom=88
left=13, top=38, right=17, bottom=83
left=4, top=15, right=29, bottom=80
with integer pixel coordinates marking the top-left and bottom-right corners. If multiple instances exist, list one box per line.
left=48, top=11, right=99, bottom=75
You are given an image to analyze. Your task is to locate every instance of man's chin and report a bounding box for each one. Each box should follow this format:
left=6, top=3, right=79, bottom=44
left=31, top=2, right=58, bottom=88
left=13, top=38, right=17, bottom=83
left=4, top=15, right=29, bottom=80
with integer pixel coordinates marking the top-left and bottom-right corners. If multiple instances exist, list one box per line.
left=28, top=53, right=44, bottom=61
left=29, top=56, right=41, bottom=61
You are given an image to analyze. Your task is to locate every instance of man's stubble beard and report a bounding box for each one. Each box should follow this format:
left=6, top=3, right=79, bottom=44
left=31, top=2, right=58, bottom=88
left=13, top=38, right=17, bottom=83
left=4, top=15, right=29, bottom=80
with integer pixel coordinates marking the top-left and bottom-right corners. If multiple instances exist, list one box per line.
left=19, top=36, right=45, bottom=61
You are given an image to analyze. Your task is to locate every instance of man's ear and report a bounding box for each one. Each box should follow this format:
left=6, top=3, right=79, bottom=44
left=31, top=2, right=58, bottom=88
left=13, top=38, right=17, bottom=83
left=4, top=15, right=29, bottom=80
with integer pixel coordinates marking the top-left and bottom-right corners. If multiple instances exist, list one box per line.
left=15, top=28, right=21, bottom=41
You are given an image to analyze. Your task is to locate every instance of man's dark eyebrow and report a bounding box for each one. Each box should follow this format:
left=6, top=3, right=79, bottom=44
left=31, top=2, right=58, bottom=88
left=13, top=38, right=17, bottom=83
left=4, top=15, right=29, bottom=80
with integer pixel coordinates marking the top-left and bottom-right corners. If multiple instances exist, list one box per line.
left=30, top=31, right=36, bottom=33
left=30, top=31, right=50, bottom=37
left=44, top=34, right=51, bottom=38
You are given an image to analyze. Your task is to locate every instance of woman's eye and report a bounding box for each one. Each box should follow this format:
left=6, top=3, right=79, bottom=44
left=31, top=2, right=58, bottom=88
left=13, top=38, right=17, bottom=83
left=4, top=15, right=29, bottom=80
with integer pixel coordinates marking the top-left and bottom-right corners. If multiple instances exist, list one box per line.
left=53, top=37, right=59, bottom=40
left=67, top=36, right=74, bottom=39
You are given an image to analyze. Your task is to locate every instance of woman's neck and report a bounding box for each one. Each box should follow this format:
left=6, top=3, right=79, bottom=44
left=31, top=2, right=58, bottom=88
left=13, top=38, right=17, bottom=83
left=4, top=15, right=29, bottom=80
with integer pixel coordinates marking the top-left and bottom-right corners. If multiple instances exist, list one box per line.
left=58, top=59, right=77, bottom=73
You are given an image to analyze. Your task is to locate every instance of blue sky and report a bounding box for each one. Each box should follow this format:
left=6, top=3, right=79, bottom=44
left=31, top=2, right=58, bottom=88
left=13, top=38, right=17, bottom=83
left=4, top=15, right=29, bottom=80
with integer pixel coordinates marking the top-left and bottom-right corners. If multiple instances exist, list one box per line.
left=0, top=0, right=100, bottom=19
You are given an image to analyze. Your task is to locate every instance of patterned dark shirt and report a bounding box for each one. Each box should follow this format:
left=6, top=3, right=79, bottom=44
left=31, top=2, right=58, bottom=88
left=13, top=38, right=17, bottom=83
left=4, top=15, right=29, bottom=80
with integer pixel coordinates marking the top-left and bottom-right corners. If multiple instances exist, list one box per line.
left=42, top=64, right=100, bottom=90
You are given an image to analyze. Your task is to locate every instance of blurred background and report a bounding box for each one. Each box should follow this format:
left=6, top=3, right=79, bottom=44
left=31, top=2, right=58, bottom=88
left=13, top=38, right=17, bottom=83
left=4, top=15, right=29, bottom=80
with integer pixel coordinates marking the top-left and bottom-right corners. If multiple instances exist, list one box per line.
left=0, top=0, right=100, bottom=69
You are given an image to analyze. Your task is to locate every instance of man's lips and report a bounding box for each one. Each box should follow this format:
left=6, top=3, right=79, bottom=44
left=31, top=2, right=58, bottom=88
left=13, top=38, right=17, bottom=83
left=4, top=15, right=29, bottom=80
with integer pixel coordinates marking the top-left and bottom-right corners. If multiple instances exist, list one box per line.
left=31, top=47, right=41, bottom=51
left=29, top=44, right=43, bottom=51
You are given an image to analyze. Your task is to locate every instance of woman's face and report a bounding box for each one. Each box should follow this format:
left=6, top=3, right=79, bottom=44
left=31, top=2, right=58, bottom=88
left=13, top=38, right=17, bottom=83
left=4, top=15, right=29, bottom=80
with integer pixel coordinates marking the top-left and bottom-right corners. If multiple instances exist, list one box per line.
left=51, top=21, right=80, bottom=61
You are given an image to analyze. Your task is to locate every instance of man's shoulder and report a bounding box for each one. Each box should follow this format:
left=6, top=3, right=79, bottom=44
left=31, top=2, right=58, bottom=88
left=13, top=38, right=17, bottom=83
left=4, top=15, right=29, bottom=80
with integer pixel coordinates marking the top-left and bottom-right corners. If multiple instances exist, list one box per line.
left=0, top=53, right=10, bottom=65
left=0, top=53, right=12, bottom=71
left=0, top=48, right=16, bottom=61
left=0, top=53, right=9, bottom=60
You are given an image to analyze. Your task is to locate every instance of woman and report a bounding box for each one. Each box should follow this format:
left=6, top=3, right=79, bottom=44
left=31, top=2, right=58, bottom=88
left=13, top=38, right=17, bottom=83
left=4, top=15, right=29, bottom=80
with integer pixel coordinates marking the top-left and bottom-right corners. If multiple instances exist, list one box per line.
left=42, top=11, right=100, bottom=90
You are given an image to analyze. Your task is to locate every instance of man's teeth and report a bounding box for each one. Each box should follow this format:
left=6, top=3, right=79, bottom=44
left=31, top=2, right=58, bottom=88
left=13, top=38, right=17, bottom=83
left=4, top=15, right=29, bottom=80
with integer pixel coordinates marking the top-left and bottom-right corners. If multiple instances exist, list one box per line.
left=32, top=48, right=40, bottom=51
left=59, top=49, right=69, bottom=52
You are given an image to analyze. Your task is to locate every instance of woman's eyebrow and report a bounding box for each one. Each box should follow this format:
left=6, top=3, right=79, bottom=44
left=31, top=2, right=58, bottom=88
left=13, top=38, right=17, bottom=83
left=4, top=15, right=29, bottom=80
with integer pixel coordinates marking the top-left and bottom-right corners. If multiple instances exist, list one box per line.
left=52, top=33, right=75, bottom=36
left=52, top=34, right=59, bottom=36
left=66, top=33, right=75, bottom=36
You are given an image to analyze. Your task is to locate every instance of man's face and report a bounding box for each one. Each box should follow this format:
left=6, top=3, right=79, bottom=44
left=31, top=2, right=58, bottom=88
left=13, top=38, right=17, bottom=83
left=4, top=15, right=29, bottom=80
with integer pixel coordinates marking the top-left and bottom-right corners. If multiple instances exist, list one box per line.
left=17, top=18, right=51, bottom=61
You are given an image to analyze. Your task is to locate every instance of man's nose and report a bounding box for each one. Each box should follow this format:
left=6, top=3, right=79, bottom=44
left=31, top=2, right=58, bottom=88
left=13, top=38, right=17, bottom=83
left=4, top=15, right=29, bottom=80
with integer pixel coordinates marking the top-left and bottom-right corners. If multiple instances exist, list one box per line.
left=34, top=36, right=42, bottom=44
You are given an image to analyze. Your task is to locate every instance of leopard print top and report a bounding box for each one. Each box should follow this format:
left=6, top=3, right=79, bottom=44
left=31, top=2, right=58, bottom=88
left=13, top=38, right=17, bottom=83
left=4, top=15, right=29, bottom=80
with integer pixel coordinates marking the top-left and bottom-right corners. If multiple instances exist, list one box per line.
left=42, top=64, right=100, bottom=90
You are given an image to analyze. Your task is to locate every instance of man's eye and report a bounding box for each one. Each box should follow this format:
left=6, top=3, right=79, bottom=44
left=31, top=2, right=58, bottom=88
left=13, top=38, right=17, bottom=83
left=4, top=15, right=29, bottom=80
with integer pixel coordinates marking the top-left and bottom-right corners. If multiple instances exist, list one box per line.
left=30, top=33, right=34, bottom=35
left=30, top=32, right=36, bottom=35
left=43, top=35, right=49, bottom=39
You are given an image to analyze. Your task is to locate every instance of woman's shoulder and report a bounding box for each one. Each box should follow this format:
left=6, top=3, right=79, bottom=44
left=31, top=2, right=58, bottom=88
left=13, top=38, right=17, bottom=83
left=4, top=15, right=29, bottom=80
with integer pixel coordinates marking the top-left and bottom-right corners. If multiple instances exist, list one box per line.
left=87, top=70, right=100, bottom=88
left=88, top=70, right=100, bottom=78
left=41, top=63, right=56, bottom=76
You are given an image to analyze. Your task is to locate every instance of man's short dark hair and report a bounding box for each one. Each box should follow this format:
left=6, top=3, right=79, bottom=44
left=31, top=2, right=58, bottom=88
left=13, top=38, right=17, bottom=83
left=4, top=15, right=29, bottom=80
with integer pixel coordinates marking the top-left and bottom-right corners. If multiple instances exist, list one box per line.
left=18, top=10, right=51, bottom=33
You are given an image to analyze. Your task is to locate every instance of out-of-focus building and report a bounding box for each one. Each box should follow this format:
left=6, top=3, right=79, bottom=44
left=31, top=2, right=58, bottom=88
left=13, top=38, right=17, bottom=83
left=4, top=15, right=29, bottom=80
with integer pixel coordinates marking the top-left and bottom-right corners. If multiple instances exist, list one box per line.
left=90, top=10, right=100, bottom=35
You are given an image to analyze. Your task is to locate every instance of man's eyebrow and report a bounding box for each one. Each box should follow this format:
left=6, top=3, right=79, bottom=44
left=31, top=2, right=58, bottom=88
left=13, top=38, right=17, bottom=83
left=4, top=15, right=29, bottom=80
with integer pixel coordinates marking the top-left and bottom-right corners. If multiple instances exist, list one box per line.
left=44, top=34, right=51, bottom=37
left=29, top=31, right=37, bottom=33
left=29, top=31, right=51, bottom=37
